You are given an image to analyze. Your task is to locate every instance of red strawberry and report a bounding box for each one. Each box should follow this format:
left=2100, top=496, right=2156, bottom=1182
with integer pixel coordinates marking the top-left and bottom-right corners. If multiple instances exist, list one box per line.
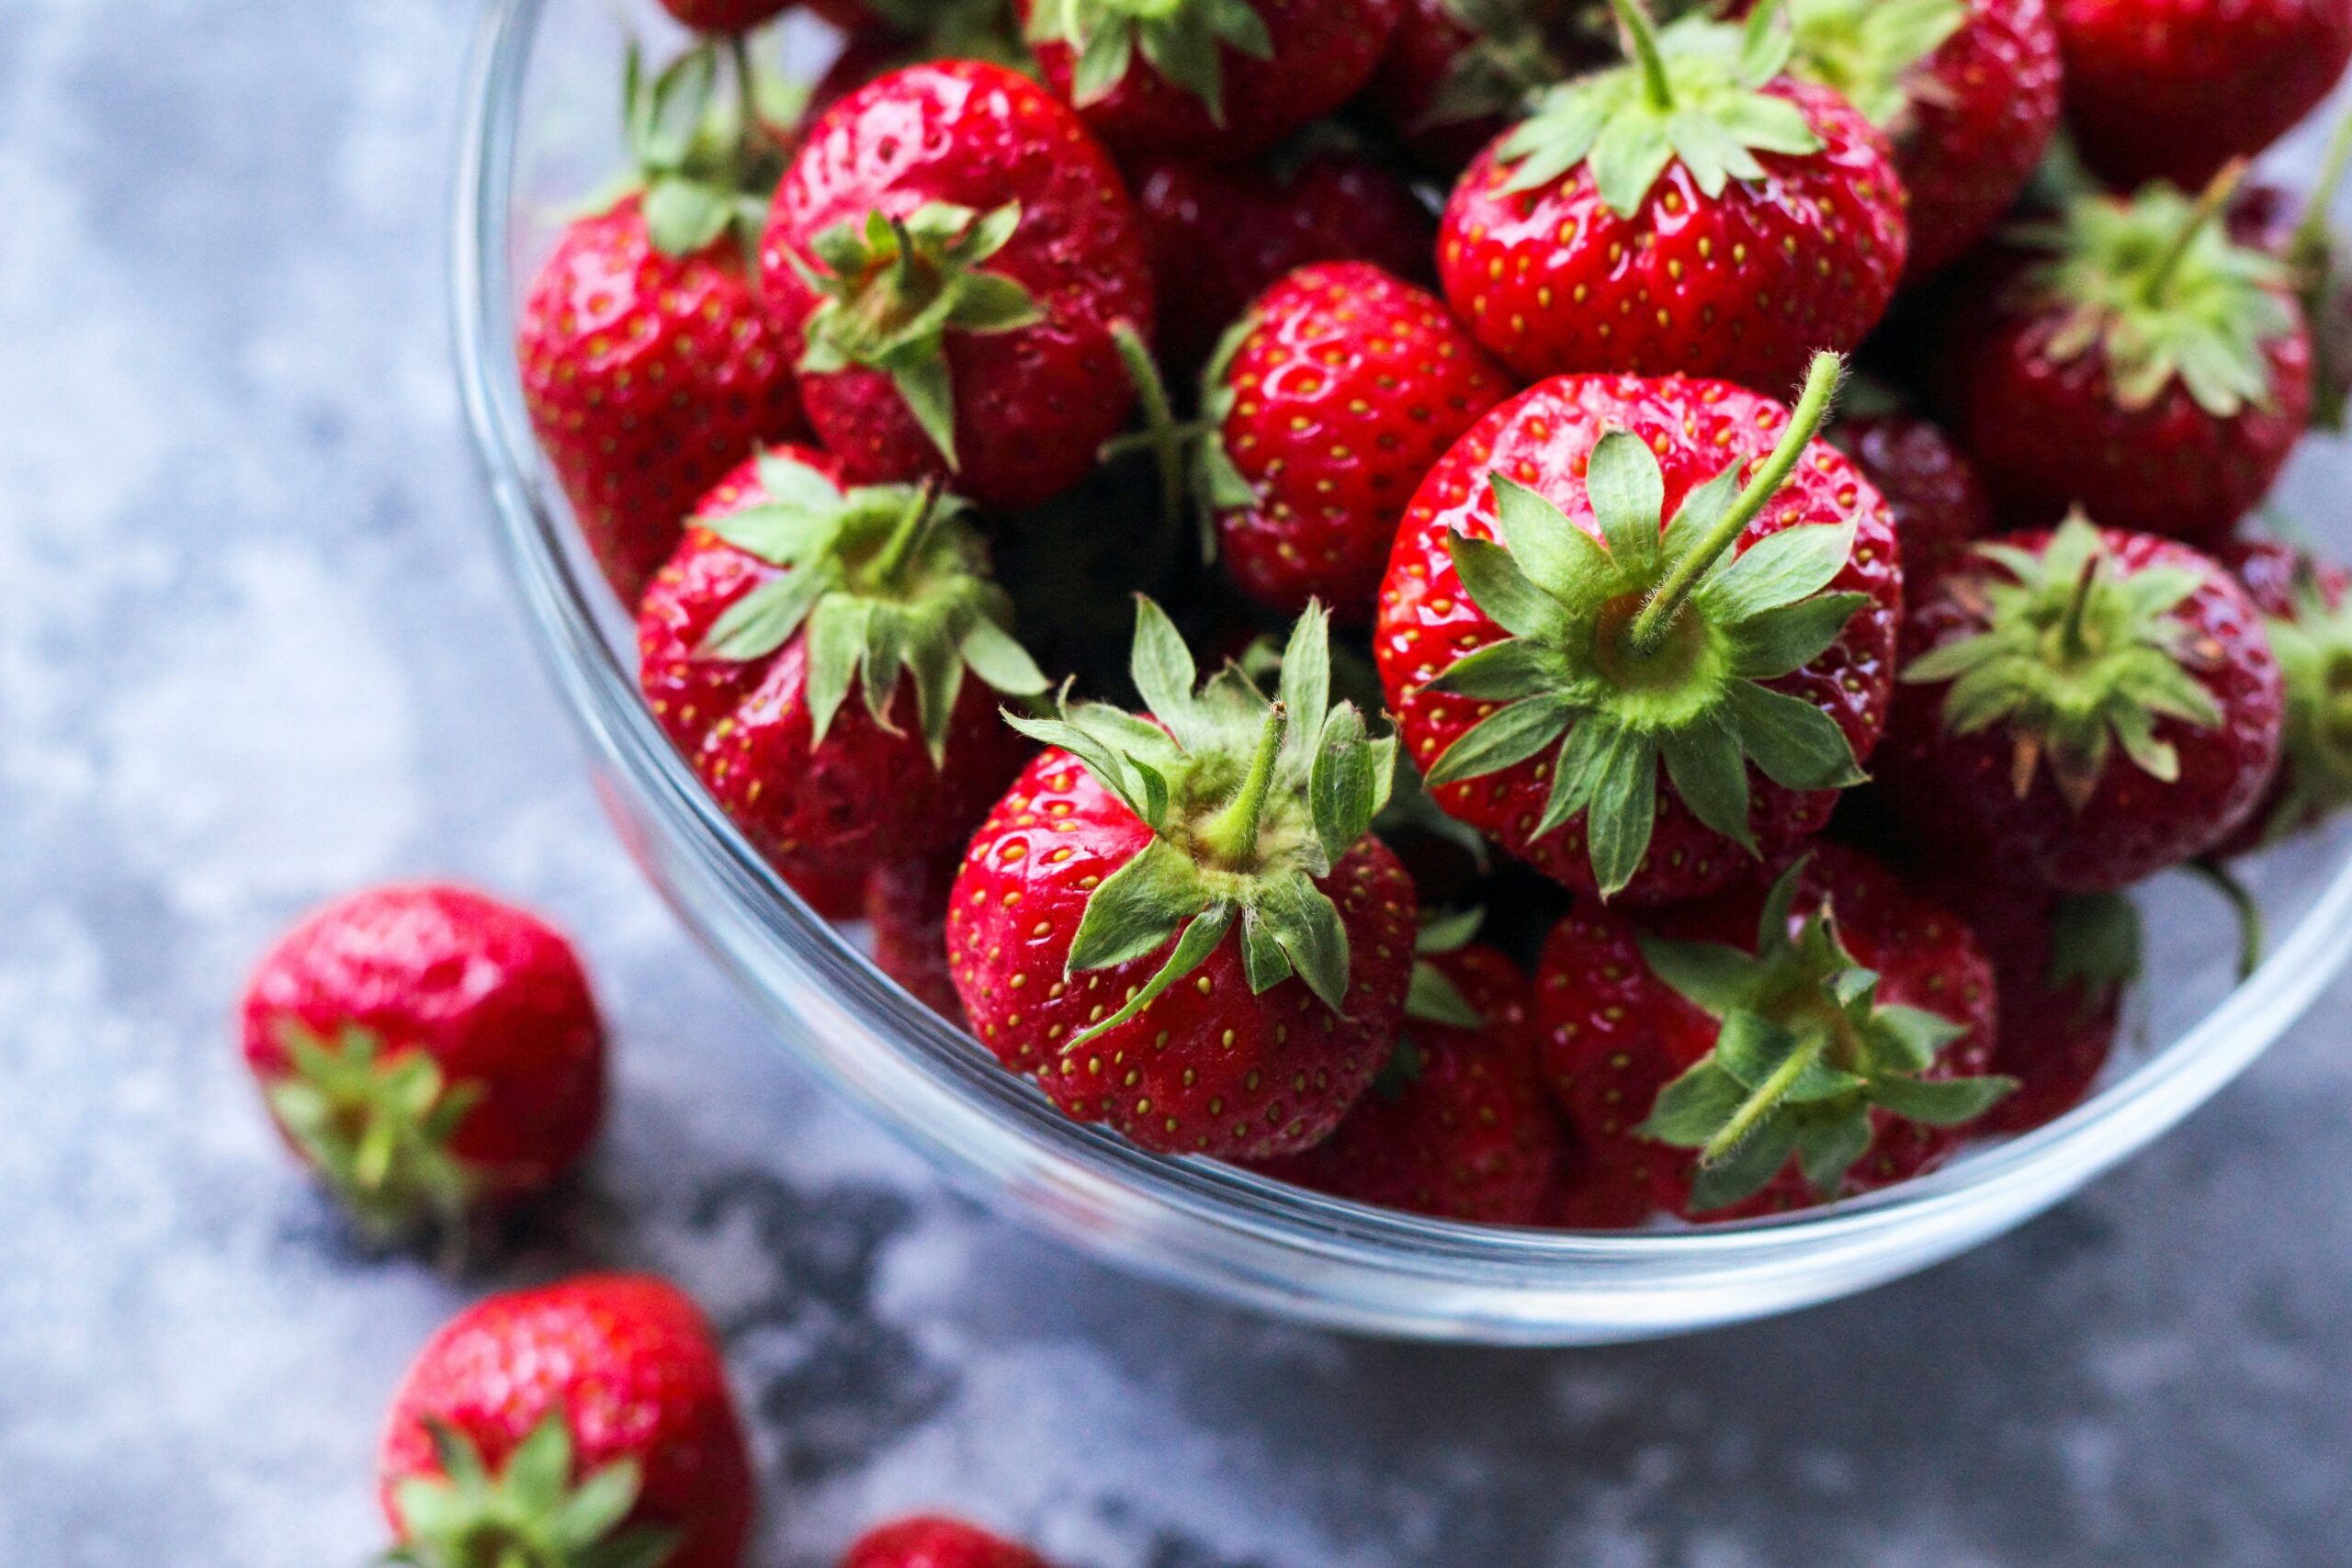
left=1197, top=262, right=1514, bottom=623
left=379, top=1274, right=751, bottom=1568
left=638, top=448, right=1045, bottom=880
left=1436, top=2, right=1906, bottom=391
left=1127, top=142, right=1437, bottom=374
left=949, top=602, right=1418, bottom=1158
left=1537, top=845, right=2007, bottom=1219
left=1018, top=0, right=1400, bottom=163
left=1826, top=382, right=1995, bottom=578
left=1881, top=518, right=2286, bottom=893
left=1250, top=916, right=1564, bottom=1224
left=1539, top=1138, right=1657, bottom=1228
left=660, top=0, right=792, bottom=28
left=2053, top=0, right=2352, bottom=191
left=1367, top=0, right=1620, bottom=175
left=1375, top=355, right=1902, bottom=905
left=785, top=855, right=873, bottom=919
left=842, top=1517, right=1050, bottom=1568
left=1940, top=173, right=2314, bottom=547
left=867, top=848, right=969, bottom=1023
left=521, top=44, right=807, bottom=604
left=760, top=61, right=1152, bottom=511
left=239, top=885, right=604, bottom=1237
left=2216, top=537, right=2352, bottom=846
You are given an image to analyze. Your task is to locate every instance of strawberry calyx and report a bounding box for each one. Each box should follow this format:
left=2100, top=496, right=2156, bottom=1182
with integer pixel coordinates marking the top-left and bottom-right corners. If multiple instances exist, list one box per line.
left=1778, top=0, right=1964, bottom=128
left=388, top=1408, right=676, bottom=1568
left=1417, top=0, right=1586, bottom=131
left=1003, top=600, right=1397, bottom=1048
left=2256, top=558, right=2352, bottom=840
left=695, top=449, right=1049, bottom=762
left=265, top=1020, right=483, bottom=1238
left=1022, top=0, right=1276, bottom=122
left=1494, top=0, right=1825, bottom=216
left=1404, top=907, right=1487, bottom=1028
left=1635, top=857, right=2015, bottom=1213
left=790, top=202, right=1046, bottom=467
left=1902, top=515, right=2224, bottom=812
left=617, top=39, right=785, bottom=261
left=1424, top=352, right=1869, bottom=898
left=2049, top=888, right=2143, bottom=1002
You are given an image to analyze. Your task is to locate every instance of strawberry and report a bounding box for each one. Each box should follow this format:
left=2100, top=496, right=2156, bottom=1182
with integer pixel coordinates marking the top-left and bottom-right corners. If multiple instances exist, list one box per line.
left=1939, top=172, right=2314, bottom=547
left=521, top=43, right=807, bottom=604
left=841, top=1517, right=1051, bottom=1568
left=1826, top=380, right=1995, bottom=578
left=1375, top=355, right=1902, bottom=905
left=2230, top=113, right=2352, bottom=433
left=660, top=0, right=793, bottom=28
left=949, top=602, right=1418, bottom=1158
left=784, top=855, right=873, bottom=919
left=1195, top=262, right=1514, bottom=623
left=1250, top=913, right=1565, bottom=1224
left=1880, top=517, right=2287, bottom=893
left=1537, top=846, right=2008, bottom=1219
left=760, top=61, right=1153, bottom=511
left=2053, top=0, right=2352, bottom=191
left=2216, top=537, right=2352, bottom=847
left=1436, top=2, right=1906, bottom=391
left=1018, top=0, right=1400, bottom=163
left=866, top=848, right=970, bottom=1022
left=638, top=447, right=1046, bottom=879
left=1539, top=1138, right=1657, bottom=1228
left=1366, top=0, right=1622, bottom=175
left=239, top=885, right=604, bottom=1238
left=379, top=1274, right=751, bottom=1568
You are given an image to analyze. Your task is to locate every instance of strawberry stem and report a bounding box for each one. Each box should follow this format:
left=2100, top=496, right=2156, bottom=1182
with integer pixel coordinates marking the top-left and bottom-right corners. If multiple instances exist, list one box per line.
left=2057, top=548, right=2101, bottom=661
left=1609, top=0, right=1675, bottom=111
left=867, top=476, right=945, bottom=587
left=1199, top=703, right=1289, bottom=870
left=1109, top=321, right=1189, bottom=533
left=2292, top=107, right=2352, bottom=276
left=2187, top=858, right=2265, bottom=982
left=2142, top=159, right=2247, bottom=308
left=1700, top=1032, right=1822, bottom=1168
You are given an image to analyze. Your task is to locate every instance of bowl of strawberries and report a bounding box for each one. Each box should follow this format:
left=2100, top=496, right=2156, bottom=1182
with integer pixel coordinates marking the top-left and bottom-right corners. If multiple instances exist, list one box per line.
left=455, top=0, right=2352, bottom=1342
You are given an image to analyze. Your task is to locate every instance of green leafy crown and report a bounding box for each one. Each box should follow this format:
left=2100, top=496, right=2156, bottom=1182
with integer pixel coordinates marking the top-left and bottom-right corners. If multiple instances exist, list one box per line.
left=1635, top=858, right=2014, bottom=1213
left=1424, top=353, right=1868, bottom=898
left=1416, top=0, right=1581, bottom=131
left=1780, top=0, right=1964, bottom=126
left=1367, top=908, right=1491, bottom=1099
left=1022, top=0, right=1274, bottom=124
left=2254, top=558, right=2352, bottom=841
left=266, top=1021, right=483, bottom=1240
left=1003, top=600, right=1397, bottom=1048
left=1902, top=515, right=2223, bottom=812
left=617, top=40, right=785, bottom=260
left=695, top=449, right=1048, bottom=762
left=389, top=1409, right=675, bottom=1568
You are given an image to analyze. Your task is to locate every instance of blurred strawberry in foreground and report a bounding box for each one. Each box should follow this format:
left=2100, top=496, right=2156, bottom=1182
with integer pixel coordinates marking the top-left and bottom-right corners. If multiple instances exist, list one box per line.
left=842, top=1517, right=1051, bottom=1568
left=2217, top=537, right=2352, bottom=849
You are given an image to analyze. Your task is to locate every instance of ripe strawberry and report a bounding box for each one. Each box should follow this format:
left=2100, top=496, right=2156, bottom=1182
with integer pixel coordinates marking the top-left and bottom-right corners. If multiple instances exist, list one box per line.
left=1018, top=0, right=1400, bottom=163
left=841, top=1517, right=1051, bottom=1568
left=1436, top=2, right=1906, bottom=391
left=760, top=61, right=1152, bottom=511
left=239, top=885, right=604, bottom=1237
left=638, top=447, right=1045, bottom=880
left=1537, top=845, right=2007, bottom=1219
left=659, top=0, right=792, bottom=28
left=1826, top=381, right=1995, bottom=578
left=1940, top=173, right=2314, bottom=547
left=521, top=44, right=807, bottom=604
left=379, top=1274, right=751, bottom=1568
left=2216, top=537, right=2352, bottom=846
left=949, top=602, right=1418, bottom=1158
left=2053, top=0, right=2352, bottom=191
left=1880, top=517, right=2286, bottom=893
left=785, top=855, right=872, bottom=919
left=1375, top=355, right=1901, bottom=905
left=1539, top=1138, right=1656, bottom=1228
left=1196, top=262, right=1513, bottom=623
left=866, top=848, right=969, bottom=1023
left=1250, top=914, right=1564, bottom=1224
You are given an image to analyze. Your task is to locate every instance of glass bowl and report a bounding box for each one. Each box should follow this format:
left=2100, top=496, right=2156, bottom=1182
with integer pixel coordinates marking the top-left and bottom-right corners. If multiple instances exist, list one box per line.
left=452, top=0, right=2352, bottom=1344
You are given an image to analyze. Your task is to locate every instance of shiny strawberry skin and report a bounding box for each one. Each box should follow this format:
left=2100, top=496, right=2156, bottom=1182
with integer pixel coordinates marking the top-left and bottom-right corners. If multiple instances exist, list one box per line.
left=1250, top=943, right=1564, bottom=1224
left=947, top=750, right=1418, bottom=1158
left=1374, top=373, right=1903, bottom=905
left=1211, top=263, right=1514, bottom=622
left=240, top=884, right=605, bottom=1195
left=1886, top=0, right=2063, bottom=277
left=379, top=1274, right=752, bottom=1568
left=760, top=62, right=1153, bottom=510
left=1436, top=79, right=1905, bottom=391
left=866, top=848, right=969, bottom=1024
left=658, top=0, right=793, bottom=27
left=1829, top=406, right=1996, bottom=578
left=637, top=453, right=1033, bottom=874
left=1535, top=843, right=1999, bottom=1220
left=842, top=1517, right=1051, bottom=1568
left=2055, top=0, right=2352, bottom=189
left=520, top=197, right=807, bottom=605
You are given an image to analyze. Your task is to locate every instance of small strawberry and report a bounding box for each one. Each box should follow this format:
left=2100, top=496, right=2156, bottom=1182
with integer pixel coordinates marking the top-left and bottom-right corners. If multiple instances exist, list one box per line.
left=842, top=1517, right=1050, bottom=1568
left=2053, top=0, right=2352, bottom=191
left=660, top=0, right=793, bottom=28
left=239, top=885, right=604, bottom=1238
left=521, top=43, right=807, bottom=604
left=866, top=848, right=969, bottom=1022
left=1538, top=846, right=2008, bottom=1219
left=2216, top=537, right=2352, bottom=847
left=1826, top=380, right=1995, bottom=578
left=1436, top=1, right=1906, bottom=390
left=1196, top=262, right=1514, bottom=623
left=638, top=448, right=1046, bottom=879
left=1376, top=355, right=1902, bottom=905
left=1881, top=517, right=2286, bottom=893
left=1018, top=0, right=1400, bottom=163
left=950, top=602, right=1418, bottom=1158
left=379, top=1274, right=751, bottom=1568
left=1366, top=0, right=1620, bottom=175
left=761, top=62, right=1153, bottom=510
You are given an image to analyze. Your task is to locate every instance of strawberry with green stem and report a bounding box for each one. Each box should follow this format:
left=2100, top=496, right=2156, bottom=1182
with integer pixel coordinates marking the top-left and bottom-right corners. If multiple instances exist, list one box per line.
left=2217, top=537, right=2352, bottom=848
left=2233, top=108, right=2352, bottom=434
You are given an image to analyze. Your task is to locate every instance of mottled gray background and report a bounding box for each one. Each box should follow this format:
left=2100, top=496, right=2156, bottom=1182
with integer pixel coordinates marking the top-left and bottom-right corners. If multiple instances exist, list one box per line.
left=6, top=3, right=2352, bottom=1564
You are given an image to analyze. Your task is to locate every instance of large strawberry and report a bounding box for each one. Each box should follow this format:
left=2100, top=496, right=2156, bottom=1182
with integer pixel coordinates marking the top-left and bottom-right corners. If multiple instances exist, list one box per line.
left=1538, top=846, right=2008, bottom=1218
left=1436, top=2, right=1906, bottom=390
left=521, top=44, right=807, bottom=604
left=1376, top=355, right=1901, bottom=905
left=1827, top=380, right=1995, bottom=578
left=949, top=602, right=1418, bottom=1158
left=842, top=1517, right=1051, bottom=1568
left=761, top=62, right=1152, bottom=511
left=2217, top=537, right=2352, bottom=847
left=380, top=1274, right=751, bottom=1568
left=1196, top=262, right=1514, bottom=622
left=1366, top=0, right=1620, bottom=175
left=639, top=448, right=1045, bottom=878
left=240, top=884, right=605, bottom=1239
left=1881, top=517, right=2286, bottom=893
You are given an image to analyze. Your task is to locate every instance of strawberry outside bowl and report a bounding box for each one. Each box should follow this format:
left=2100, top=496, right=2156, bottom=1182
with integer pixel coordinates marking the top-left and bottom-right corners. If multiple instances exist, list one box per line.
left=453, top=0, right=2352, bottom=1345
